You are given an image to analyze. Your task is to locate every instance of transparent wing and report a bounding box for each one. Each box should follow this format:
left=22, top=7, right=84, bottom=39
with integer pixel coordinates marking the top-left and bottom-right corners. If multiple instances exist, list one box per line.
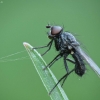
left=76, top=47, right=100, bottom=77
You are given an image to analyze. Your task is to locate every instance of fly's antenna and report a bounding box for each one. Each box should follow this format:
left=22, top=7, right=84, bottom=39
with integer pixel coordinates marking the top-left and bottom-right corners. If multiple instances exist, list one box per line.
left=46, top=22, right=52, bottom=28
left=46, top=25, right=51, bottom=28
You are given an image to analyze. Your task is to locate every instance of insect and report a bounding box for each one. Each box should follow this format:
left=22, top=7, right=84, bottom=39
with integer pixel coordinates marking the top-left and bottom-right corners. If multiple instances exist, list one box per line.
left=32, top=25, right=100, bottom=94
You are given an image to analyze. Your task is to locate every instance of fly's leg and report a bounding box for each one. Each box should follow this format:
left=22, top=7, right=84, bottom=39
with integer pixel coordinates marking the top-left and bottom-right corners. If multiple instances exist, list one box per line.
left=32, top=39, right=53, bottom=56
left=32, top=40, right=53, bottom=49
left=60, top=54, right=71, bottom=87
left=63, top=53, right=69, bottom=73
left=41, top=40, right=53, bottom=56
left=49, top=68, right=75, bottom=95
left=61, top=58, right=76, bottom=87
left=43, top=53, right=62, bottom=70
left=61, top=76, right=67, bottom=87
left=66, top=58, right=75, bottom=64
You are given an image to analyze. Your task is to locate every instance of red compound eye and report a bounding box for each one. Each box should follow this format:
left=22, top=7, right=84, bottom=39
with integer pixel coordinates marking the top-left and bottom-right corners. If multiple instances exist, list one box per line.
left=51, top=26, right=62, bottom=35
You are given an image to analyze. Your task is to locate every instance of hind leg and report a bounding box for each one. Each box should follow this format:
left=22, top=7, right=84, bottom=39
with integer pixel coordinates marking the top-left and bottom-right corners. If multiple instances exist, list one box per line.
left=49, top=68, right=75, bottom=95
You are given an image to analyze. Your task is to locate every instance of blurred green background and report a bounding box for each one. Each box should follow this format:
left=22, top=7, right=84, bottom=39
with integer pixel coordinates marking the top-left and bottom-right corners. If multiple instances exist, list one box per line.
left=0, top=0, right=100, bottom=100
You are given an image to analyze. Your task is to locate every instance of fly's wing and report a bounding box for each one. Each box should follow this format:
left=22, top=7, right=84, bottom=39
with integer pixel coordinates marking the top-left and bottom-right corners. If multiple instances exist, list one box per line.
left=77, top=47, right=100, bottom=77
left=64, top=32, right=100, bottom=77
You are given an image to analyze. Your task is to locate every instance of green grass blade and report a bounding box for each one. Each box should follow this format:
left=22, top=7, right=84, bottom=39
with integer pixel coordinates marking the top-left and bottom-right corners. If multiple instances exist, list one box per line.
left=23, top=42, right=69, bottom=100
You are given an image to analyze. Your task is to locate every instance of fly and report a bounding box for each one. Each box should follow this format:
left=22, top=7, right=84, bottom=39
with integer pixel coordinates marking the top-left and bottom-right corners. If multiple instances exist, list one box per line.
left=32, top=25, right=100, bottom=94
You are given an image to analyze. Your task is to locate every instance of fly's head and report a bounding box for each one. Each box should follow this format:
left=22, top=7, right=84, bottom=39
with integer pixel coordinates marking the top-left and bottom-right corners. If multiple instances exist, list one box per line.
left=46, top=25, right=63, bottom=39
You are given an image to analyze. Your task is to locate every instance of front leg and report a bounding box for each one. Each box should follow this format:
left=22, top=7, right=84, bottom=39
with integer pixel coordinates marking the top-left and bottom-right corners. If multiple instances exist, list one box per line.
left=41, top=40, right=53, bottom=56
left=32, top=39, right=53, bottom=56
left=32, top=39, right=53, bottom=50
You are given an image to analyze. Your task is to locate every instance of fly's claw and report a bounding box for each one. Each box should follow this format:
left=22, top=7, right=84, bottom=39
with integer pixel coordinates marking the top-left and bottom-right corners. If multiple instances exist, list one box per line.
left=31, top=47, right=34, bottom=51
left=43, top=66, right=48, bottom=70
left=31, top=47, right=37, bottom=50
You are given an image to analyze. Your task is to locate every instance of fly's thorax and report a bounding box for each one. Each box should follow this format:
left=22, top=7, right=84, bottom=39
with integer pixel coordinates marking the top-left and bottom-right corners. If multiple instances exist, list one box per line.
left=62, top=32, right=80, bottom=46
left=53, top=34, right=69, bottom=52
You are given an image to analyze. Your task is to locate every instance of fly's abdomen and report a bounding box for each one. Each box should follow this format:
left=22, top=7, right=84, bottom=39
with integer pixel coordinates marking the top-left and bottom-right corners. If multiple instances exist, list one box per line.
left=75, top=65, right=85, bottom=76
left=72, top=51, right=86, bottom=76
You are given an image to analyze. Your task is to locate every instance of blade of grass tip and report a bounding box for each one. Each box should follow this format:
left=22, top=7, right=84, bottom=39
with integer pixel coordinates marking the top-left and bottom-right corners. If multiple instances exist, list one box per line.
left=23, top=42, right=69, bottom=100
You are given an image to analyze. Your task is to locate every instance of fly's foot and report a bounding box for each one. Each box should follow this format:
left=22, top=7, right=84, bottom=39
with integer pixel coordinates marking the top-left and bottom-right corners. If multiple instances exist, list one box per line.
left=43, top=66, right=48, bottom=70
left=31, top=47, right=34, bottom=51
left=31, top=47, right=37, bottom=50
